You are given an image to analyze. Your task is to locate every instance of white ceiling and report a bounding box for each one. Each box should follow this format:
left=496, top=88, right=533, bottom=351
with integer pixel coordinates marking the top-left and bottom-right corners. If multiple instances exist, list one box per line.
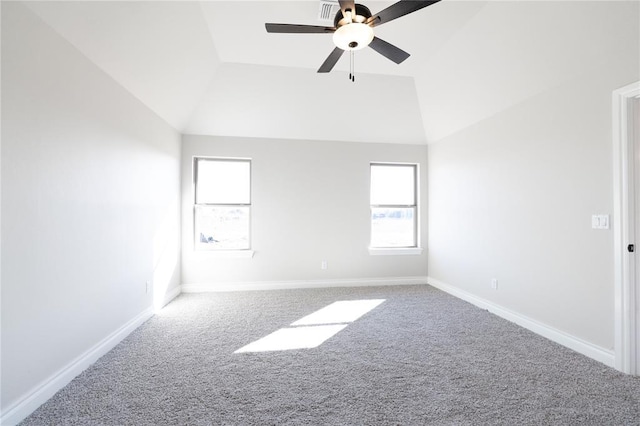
left=23, top=1, right=639, bottom=144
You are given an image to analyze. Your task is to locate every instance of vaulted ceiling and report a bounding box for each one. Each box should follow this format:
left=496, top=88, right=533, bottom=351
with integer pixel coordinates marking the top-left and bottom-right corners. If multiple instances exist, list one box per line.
left=23, top=1, right=639, bottom=144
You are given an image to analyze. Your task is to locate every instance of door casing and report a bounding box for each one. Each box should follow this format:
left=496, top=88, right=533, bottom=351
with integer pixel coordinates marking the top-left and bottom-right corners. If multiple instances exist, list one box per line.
left=613, top=81, right=640, bottom=375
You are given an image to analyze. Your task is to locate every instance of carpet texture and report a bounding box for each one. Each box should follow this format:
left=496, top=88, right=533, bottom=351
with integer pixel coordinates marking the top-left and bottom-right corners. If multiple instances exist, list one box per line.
left=21, top=285, right=640, bottom=425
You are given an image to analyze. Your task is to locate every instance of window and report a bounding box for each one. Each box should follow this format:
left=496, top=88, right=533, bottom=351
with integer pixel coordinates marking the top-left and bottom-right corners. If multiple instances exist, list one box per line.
left=194, top=158, right=251, bottom=251
left=370, top=163, right=417, bottom=249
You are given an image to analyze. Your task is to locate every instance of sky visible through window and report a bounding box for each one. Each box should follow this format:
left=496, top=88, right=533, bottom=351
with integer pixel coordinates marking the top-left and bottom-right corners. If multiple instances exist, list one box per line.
left=370, top=165, right=415, bottom=206
left=196, top=160, right=250, bottom=205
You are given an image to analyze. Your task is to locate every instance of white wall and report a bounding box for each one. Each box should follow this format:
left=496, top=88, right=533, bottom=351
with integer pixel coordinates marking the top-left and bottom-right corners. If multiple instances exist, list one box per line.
left=427, top=1, right=639, bottom=352
left=1, top=1, right=181, bottom=417
left=182, top=135, right=427, bottom=288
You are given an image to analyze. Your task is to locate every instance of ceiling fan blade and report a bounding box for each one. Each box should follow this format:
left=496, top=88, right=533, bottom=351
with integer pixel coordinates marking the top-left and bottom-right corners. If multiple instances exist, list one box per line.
left=265, top=23, right=335, bottom=33
left=367, top=0, right=441, bottom=27
left=339, top=0, right=356, bottom=18
left=369, top=37, right=410, bottom=64
left=318, top=47, right=345, bottom=73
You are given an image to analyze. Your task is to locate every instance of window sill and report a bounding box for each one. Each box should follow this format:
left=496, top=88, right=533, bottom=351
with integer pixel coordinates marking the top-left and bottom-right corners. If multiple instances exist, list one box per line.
left=197, top=250, right=255, bottom=259
left=368, top=247, right=424, bottom=256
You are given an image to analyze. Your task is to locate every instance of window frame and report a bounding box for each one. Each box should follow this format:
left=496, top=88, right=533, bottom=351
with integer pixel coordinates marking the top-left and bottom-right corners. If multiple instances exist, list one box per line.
left=193, top=157, right=253, bottom=254
left=369, top=162, right=422, bottom=255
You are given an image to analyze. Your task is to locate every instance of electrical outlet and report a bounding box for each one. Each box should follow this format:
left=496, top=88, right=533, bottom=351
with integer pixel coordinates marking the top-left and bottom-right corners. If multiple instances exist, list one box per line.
left=145, top=281, right=150, bottom=294
left=321, top=260, right=328, bottom=270
left=491, top=278, right=498, bottom=290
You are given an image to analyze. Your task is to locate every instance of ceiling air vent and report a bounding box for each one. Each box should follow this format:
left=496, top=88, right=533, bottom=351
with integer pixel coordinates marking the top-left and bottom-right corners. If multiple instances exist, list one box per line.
left=318, top=0, right=340, bottom=24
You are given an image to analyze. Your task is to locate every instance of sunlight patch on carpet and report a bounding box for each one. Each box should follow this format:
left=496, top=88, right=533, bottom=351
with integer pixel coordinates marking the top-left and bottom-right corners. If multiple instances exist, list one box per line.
left=235, top=299, right=385, bottom=353
left=234, top=324, right=348, bottom=353
left=291, top=299, right=386, bottom=326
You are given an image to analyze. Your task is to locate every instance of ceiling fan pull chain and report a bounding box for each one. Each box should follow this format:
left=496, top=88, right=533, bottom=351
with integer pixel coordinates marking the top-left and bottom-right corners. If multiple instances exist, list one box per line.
left=348, top=51, right=355, bottom=83
left=352, top=51, right=355, bottom=82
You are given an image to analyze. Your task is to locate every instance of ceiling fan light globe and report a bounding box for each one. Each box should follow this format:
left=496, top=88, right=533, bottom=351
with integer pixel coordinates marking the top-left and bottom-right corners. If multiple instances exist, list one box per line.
left=332, top=23, right=374, bottom=51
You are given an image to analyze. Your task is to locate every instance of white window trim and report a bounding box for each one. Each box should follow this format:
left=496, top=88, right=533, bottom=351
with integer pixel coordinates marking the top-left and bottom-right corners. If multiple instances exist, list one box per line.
left=368, top=247, right=423, bottom=256
left=193, top=156, right=252, bottom=252
left=199, top=249, right=256, bottom=259
left=369, top=162, right=420, bottom=251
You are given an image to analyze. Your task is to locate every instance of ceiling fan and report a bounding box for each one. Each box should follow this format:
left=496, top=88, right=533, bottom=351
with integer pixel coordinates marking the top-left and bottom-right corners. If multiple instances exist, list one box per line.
left=265, top=0, right=441, bottom=79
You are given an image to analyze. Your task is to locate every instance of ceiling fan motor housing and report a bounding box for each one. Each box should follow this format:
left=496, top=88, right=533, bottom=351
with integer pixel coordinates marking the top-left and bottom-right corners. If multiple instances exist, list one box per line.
left=332, top=4, right=374, bottom=51
left=334, top=3, right=372, bottom=27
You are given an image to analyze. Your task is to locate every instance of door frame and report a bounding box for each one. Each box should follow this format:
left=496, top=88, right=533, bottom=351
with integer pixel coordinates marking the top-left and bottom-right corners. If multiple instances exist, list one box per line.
left=613, top=81, right=640, bottom=375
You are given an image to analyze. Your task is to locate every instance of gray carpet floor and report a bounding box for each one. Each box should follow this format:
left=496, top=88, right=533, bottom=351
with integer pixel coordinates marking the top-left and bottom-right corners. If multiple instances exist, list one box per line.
left=21, top=285, right=640, bottom=425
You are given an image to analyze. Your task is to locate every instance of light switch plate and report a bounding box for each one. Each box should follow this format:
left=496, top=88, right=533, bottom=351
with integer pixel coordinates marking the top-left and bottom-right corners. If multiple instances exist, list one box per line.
left=592, top=214, right=610, bottom=230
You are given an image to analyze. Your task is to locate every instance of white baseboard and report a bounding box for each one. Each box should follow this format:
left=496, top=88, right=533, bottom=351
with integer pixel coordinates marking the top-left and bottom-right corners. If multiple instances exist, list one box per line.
left=427, top=277, right=615, bottom=368
left=181, top=276, right=429, bottom=293
left=1, top=308, right=154, bottom=426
